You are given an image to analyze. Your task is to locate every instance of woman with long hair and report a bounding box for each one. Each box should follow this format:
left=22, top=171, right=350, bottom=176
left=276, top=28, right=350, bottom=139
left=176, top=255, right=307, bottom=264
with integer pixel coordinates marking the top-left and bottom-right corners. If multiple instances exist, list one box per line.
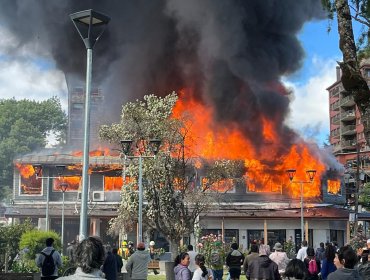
left=192, top=254, right=213, bottom=280
left=320, top=244, right=336, bottom=280
left=174, top=252, right=191, bottom=280
left=283, top=259, right=308, bottom=280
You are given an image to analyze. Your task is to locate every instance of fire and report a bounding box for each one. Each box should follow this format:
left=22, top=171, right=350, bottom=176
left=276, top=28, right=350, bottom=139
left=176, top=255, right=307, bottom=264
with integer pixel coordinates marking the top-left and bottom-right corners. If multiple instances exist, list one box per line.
left=54, top=177, right=81, bottom=191
left=327, top=179, right=341, bottom=195
left=15, top=164, right=41, bottom=194
left=104, top=176, right=123, bottom=191
left=172, top=89, right=326, bottom=198
left=15, top=163, right=35, bottom=178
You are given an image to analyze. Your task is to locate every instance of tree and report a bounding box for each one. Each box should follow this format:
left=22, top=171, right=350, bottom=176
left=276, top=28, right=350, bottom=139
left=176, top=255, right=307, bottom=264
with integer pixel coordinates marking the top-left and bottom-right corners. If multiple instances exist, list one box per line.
left=322, top=0, right=370, bottom=143
left=0, top=97, right=67, bottom=201
left=100, top=92, right=243, bottom=256
left=359, top=182, right=370, bottom=208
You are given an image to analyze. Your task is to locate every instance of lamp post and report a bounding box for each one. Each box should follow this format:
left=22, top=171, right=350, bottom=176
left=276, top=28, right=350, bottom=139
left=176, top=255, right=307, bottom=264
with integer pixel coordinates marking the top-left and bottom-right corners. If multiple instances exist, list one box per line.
left=120, top=139, right=161, bottom=243
left=286, top=169, right=316, bottom=242
left=59, top=182, right=69, bottom=253
left=32, top=164, right=66, bottom=231
left=70, top=9, right=110, bottom=241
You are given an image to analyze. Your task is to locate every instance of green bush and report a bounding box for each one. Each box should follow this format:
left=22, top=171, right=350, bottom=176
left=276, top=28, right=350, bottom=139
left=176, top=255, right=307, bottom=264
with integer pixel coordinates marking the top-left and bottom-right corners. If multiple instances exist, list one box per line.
left=19, top=230, right=61, bottom=259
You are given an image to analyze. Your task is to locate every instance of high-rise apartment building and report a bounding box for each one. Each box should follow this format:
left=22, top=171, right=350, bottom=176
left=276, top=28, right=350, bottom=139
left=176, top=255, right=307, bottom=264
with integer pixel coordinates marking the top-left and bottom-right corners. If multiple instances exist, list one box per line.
left=327, top=62, right=370, bottom=184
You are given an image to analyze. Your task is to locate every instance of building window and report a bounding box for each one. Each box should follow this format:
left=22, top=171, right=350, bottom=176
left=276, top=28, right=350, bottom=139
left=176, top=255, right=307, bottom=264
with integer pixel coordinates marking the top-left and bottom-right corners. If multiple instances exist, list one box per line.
left=201, top=229, right=239, bottom=244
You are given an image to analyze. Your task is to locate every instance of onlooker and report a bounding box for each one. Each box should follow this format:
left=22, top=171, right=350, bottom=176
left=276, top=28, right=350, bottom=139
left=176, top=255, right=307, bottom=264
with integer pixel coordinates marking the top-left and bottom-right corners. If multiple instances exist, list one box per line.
left=192, top=254, right=213, bottom=280
left=243, top=244, right=259, bottom=274
left=126, top=242, right=151, bottom=280
left=246, top=245, right=281, bottom=280
left=174, top=252, right=191, bottom=280
left=102, top=245, right=118, bottom=280
left=282, top=259, right=308, bottom=280
left=320, top=244, right=336, bottom=280
left=303, top=247, right=321, bottom=280
left=315, top=242, right=325, bottom=266
left=327, top=245, right=361, bottom=280
left=209, top=241, right=224, bottom=280
left=113, top=248, right=123, bottom=273
left=367, top=239, right=370, bottom=250
left=149, top=241, right=159, bottom=275
left=58, top=236, right=105, bottom=279
left=296, top=240, right=308, bottom=261
left=357, top=248, right=370, bottom=280
left=36, top=237, right=62, bottom=280
left=66, top=240, right=77, bottom=264
left=187, top=244, right=198, bottom=275
left=226, top=243, right=245, bottom=280
left=269, top=242, right=290, bottom=272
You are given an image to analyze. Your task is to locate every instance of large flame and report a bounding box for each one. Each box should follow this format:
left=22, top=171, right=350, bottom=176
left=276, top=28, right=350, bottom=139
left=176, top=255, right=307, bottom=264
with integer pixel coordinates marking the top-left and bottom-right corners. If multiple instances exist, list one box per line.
left=172, top=89, right=325, bottom=198
left=327, top=179, right=341, bottom=195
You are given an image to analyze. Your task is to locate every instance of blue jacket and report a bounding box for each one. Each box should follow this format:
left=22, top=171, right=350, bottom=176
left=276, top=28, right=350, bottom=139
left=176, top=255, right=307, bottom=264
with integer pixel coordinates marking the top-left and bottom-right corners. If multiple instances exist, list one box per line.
left=321, top=258, right=337, bottom=280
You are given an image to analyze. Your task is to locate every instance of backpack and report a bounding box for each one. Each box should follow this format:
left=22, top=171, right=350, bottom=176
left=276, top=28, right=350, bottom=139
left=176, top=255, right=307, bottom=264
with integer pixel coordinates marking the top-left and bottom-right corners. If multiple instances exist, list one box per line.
left=210, top=251, right=222, bottom=266
left=41, top=250, right=55, bottom=276
left=308, top=258, right=318, bottom=275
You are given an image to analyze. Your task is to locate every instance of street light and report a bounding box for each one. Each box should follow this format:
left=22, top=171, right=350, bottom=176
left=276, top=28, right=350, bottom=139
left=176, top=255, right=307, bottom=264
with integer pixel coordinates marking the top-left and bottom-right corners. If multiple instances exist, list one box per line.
left=120, top=139, right=161, bottom=243
left=32, top=164, right=66, bottom=231
left=59, top=182, right=69, bottom=253
left=286, top=169, right=316, bottom=242
left=70, top=9, right=110, bottom=241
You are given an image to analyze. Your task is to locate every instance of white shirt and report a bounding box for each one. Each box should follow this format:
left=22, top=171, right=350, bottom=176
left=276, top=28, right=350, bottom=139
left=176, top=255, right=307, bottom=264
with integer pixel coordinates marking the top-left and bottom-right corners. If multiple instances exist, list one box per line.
left=188, top=250, right=198, bottom=272
left=192, top=267, right=213, bottom=280
left=296, top=246, right=308, bottom=261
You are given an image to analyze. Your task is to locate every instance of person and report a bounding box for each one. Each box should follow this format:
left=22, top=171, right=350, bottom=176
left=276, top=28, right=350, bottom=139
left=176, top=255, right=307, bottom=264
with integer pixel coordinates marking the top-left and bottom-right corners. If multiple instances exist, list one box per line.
left=243, top=243, right=259, bottom=275
left=367, top=239, right=370, bottom=250
left=296, top=241, right=308, bottom=262
left=36, top=237, right=62, bottom=280
left=187, top=244, right=198, bottom=276
left=303, top=247, right=320, bottom=280
left=226, top=243, right=244, bottom=280
left=246, top=244, right=281, bottom=280
left=102, top=245, right=118, bottom=280
left=327, top=245, right=361, bottom=280
left=66, top=240, right=77, bottom=264
left=357, top=248, right=370, bottom=279
left=149, top=241, right=160, bottom=275
left=315, top=242, right=325, bottom=266
left=320, top=243, right=336, bottom=280
left=58, top=236, right=106, bottom=279
left=126, top=242, right=151, bottom=280
left=269, top=242, right=290, bottom=272
left=113, top=248, right=123, bottom=273
left=193, top=254, right=213, bottom=280
left=282, top=259, right=308, bottom=280
left=209, top=241, right=224, bottom=280
left=174, top=252, right=191, bottom=280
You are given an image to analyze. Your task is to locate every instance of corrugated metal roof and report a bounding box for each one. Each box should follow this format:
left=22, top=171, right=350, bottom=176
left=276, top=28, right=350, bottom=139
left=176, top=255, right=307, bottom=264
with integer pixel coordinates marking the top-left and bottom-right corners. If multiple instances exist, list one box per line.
left=13, top=154, right=122, bottom=165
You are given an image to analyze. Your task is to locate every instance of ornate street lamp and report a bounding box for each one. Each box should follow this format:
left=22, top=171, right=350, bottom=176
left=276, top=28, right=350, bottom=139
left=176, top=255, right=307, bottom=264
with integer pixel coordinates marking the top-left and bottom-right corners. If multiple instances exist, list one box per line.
left=60, top=182, right=69, bottom=252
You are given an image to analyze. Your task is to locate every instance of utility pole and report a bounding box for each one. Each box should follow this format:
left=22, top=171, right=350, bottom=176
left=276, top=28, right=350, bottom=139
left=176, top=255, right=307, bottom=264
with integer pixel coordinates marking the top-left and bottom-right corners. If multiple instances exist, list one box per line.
left=354, top=142, right=360, bottom=234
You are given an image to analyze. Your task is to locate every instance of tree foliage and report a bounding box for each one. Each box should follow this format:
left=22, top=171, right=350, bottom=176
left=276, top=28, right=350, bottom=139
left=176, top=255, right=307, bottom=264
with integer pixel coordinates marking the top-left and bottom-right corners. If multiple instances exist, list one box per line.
left=100, top=92, right=243, bottom=255
left=0, top=97, right=67, bottom=201
left=359, top=182, right=370, bottom=208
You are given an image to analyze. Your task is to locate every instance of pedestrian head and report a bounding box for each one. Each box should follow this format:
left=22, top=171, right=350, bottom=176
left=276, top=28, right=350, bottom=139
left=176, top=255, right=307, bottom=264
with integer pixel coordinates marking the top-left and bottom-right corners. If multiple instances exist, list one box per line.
left=259, top=244, right=270, bottom=256
left=250, top=244, right=258, bottom=253
left=320, top=242, right=324, bottom=248
left=112, top=248, right=118, bottom=255
left=187, top=244, right=193, bottom=251
left=284, top=259, right=308, bottom=279
left=273, top=242, right=283, bottom=251
left=137, top=242, right=145, bottom=251
left=75, top=236, right=105, bottom=274
left=231, top=243, right=238, bottom=250
left=195, top=254, right=209, bottom=277
left=302, top=240, right=308, bottom=247
left=325, top=244, right=336, bottom=263
left=335, top=245, right=358, bottom=269
left=307, top=246, right=315, bottom=257
left=45, top=238, right=54, bottom=247
left=174, top=252, right=190, bottom=267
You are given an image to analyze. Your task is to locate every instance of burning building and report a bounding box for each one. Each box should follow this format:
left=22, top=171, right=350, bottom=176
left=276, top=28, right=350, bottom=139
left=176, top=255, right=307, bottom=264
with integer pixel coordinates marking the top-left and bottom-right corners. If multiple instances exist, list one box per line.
left=2, top=0, right=352, bottom=252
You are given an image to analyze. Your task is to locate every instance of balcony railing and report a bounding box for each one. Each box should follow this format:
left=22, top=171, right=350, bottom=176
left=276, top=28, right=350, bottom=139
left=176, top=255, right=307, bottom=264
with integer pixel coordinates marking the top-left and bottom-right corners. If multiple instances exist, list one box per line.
left=332, top=114, right=341, bottom=124
left=341, top=125, right=356, bottom=135
left=341, top=140, right=357, bottom=149
left=340, top=95, right=355, bottom=107
left=341, top=110, right=356, bottom=121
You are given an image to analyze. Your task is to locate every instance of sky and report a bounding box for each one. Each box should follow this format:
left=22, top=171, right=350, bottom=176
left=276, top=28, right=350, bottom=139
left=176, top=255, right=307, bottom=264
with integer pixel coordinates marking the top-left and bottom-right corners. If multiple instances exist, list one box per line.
left=0, top=11, right=346, bottom=147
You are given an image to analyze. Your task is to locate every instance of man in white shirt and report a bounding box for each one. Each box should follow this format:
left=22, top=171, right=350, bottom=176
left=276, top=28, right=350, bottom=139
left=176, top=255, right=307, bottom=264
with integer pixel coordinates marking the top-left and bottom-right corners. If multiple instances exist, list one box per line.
left=187, top=244, right=198, bottom=276
left=296, top=240, right=308, bottom=261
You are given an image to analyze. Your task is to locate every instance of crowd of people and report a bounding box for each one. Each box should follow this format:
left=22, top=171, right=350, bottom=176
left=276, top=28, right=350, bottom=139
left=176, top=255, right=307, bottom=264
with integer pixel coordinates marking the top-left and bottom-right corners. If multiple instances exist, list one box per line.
left=173, top=238, right=370, bottom=280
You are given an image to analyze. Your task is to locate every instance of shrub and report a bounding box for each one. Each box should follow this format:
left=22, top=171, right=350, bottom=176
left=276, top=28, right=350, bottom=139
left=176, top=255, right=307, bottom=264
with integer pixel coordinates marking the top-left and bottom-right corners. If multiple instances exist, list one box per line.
left=19, top=230, right=61, bottom=260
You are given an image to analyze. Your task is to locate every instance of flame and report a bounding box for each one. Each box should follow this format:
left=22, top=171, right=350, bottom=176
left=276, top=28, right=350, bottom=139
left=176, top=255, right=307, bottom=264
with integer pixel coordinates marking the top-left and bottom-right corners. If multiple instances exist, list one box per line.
left=327, top=179, right=341, bottom=195
left=54, top=177, right=81, bottom=191
left=15, top=163, right=35, bottom=178
left=104, top=176, right=123, bottom=191
left=172, top=89, right=326, bottom=198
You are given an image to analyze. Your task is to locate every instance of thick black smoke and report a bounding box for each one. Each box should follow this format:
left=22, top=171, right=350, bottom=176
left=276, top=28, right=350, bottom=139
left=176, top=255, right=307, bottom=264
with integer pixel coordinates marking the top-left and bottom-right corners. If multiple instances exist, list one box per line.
left=0, top=0, right=325, bottom=152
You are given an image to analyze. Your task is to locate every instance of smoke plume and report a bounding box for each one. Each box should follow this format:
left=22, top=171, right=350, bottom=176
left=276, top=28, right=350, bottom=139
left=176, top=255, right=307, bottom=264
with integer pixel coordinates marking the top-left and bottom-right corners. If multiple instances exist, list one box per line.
left=0, top=0, right=326, bottom=152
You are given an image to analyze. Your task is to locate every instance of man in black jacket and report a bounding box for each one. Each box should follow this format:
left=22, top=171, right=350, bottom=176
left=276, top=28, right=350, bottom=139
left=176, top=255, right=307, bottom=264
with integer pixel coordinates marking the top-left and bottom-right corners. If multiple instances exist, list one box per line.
left=246, top=245, right=281, bottom=280
left=226, top=243, right=245, bottom=280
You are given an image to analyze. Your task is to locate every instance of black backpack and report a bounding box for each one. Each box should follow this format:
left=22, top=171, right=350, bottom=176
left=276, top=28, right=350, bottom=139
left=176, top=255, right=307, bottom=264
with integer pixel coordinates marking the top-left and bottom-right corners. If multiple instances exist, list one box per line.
left=41, top=250, right=55, bottom=276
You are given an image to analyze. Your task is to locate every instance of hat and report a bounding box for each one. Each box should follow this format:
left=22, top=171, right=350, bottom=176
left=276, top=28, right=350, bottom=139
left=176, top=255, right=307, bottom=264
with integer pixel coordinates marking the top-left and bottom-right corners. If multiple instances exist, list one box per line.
left=273, top=242, right=283, bottom=251
left=137, top=242, right=145, bottom=249
left=149, top=241, right=155, bottom=246
left=367, top=239, right=370, bottom=244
